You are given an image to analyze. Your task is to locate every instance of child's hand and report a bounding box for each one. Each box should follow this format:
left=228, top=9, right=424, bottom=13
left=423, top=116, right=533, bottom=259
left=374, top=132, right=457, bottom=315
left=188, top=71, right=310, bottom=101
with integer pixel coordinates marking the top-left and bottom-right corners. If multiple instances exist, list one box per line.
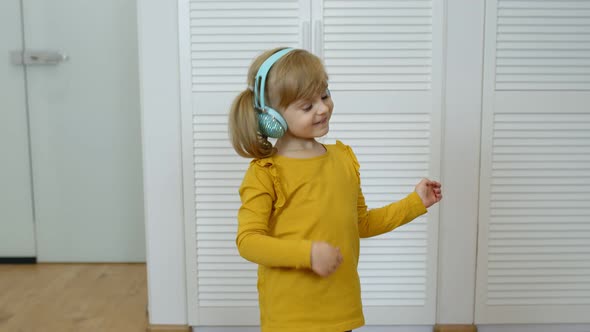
left=414, top=178, right=443, bottom=208
left=310, top=242, right=343, bottom=277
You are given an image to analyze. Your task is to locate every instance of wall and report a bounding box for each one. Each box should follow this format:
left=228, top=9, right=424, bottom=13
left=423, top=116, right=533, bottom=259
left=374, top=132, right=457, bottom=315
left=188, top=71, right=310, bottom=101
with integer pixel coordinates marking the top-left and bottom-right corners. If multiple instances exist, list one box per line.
left=137, top=0, right=188, bottom=325
left=437, top=0, right=484, bottom=323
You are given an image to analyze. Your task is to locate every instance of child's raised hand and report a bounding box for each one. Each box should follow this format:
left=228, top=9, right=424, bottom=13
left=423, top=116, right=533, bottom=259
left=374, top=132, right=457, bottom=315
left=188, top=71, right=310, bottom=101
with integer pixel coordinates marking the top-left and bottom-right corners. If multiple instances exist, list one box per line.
left=414, top=178, right=443, bottom=208
left=310, top=242, right=343, bottom=277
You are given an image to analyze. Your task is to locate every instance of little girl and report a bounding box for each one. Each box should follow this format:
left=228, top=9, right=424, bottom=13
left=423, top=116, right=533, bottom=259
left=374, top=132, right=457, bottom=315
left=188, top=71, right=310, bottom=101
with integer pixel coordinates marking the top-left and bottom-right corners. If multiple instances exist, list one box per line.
left=229, top=47, right=442, bottom=332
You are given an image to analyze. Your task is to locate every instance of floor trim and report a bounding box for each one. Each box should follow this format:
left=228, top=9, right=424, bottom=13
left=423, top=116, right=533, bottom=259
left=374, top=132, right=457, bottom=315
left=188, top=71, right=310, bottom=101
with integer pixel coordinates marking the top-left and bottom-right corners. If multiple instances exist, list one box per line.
left=0, top=257, right=37, bottom=264
left=434, top=325, right=478, bottom=332
left=147, top=325, right=191, bottom=332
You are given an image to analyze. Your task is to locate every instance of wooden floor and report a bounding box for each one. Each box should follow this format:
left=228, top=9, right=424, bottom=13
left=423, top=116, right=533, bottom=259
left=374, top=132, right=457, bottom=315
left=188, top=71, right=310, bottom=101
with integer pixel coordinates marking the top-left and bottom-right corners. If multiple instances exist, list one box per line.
left=0, top=263, right=148, bottom=332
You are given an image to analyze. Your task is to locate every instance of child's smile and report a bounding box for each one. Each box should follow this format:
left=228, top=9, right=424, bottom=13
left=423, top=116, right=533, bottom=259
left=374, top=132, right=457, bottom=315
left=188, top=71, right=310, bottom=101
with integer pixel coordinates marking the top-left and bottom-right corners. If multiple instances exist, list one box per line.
left=313, top=117, right=329, bottom=126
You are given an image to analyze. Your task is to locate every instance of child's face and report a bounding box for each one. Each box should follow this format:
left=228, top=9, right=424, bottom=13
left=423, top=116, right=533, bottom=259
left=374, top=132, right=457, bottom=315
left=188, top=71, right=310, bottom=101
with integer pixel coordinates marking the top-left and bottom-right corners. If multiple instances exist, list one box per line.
left=281, top=89, right=333, bottom=139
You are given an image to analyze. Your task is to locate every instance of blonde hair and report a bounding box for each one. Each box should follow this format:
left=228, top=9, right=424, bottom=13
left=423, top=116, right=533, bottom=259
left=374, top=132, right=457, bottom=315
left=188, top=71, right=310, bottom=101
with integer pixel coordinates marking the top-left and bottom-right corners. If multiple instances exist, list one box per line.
left=229, top=47, right=329, bottom=159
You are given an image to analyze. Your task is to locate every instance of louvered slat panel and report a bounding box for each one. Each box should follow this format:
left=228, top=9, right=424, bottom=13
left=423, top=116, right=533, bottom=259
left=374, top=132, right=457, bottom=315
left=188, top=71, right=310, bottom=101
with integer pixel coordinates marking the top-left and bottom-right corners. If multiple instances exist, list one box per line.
left=495, top=0, right=590, bottom=90
left=190, top=0, right=301, bottom=92
left=324, top=112, right=431, bottom=306
left=186, top=0, right=441, bottom=325
left=478, top=1, right=590, bottom=322
left=193, top=111, right=258, bottom=308
left=487, top=113, right=590, bottom=306
left=322, top=0, right=433, bottom=91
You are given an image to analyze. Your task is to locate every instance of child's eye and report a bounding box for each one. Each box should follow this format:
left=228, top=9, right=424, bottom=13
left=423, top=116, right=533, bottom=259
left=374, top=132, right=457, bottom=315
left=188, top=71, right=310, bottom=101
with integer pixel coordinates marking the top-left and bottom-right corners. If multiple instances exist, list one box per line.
left=321, top=94, right=329, bottom=100
left=302, top=104, right=312, bottom=111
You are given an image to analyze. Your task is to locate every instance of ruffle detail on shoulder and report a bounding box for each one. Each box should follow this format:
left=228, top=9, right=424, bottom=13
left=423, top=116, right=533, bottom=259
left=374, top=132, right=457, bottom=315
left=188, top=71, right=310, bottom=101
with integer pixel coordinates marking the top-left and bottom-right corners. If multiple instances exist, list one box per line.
left=335, top=140, right=360, bottom=179
left=252, top=158, right=286, bottom=211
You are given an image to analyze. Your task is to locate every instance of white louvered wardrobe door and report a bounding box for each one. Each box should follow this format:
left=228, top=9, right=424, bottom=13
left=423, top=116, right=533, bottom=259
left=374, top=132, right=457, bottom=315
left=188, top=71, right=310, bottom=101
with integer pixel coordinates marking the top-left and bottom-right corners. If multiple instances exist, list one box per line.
left=475, top=0, right=590, bottom=324
left=315, top=0, right=443, bottom=324
left=179, top=0, right=310, bottom=325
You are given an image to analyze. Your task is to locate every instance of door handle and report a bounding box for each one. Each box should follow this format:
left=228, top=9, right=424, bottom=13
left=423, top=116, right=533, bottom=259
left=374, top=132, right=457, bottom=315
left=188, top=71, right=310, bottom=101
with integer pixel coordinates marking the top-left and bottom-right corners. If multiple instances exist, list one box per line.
left=10, top=50, right=69, bottom=65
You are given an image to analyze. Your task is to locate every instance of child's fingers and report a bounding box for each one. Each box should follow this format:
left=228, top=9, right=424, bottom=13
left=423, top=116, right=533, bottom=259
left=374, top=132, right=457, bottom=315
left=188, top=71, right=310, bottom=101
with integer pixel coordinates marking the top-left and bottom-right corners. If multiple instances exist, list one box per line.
left=423, top=179, right=440, bottom=186
left=329, top=261, right=341, bottom=275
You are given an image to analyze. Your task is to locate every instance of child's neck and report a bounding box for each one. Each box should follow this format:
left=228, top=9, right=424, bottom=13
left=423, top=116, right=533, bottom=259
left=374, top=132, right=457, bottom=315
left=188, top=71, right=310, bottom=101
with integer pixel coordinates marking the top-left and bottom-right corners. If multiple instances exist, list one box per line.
left=275, top=136, right=326, bottom=159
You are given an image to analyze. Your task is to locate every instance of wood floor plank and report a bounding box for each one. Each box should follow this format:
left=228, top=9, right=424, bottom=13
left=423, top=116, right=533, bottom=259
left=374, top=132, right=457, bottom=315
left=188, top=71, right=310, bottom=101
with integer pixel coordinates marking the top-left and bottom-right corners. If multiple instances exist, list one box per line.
left=0, top=263, right=148, bottom=332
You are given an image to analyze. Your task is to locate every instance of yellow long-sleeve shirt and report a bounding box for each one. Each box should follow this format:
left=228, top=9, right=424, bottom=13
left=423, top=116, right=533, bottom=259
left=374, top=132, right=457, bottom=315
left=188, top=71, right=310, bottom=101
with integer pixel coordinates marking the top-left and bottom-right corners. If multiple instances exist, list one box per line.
left=236, top=140, right=427, bottom=332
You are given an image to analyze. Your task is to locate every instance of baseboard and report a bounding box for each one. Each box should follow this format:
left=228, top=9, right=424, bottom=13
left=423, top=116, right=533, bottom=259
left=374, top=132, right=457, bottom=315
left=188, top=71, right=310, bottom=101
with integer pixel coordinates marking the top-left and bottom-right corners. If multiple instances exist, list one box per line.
left=434, top=324, right=477, bottom=332
left=189, top=327, right=431, bottom=332
left=0, top=257, right=37, bottom=264
left=147, top=324, right=191, bottom=332
left=478, top=325, right=590, bottom=332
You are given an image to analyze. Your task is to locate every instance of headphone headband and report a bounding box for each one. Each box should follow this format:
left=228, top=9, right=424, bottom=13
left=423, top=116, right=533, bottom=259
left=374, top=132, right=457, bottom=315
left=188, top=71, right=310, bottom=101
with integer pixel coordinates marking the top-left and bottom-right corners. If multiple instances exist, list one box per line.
left=253, top=48, right=294, bottom=111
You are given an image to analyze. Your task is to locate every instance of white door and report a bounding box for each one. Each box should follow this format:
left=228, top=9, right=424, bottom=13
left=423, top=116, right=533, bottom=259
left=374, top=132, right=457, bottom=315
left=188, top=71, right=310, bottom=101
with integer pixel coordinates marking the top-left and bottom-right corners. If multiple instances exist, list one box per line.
left=0, top=0, right=145, bottom=262
left=180, top=0, right=311, bottom=324
left=0, top=0, right=36, bottom=259
left=182, top=0, right=442, bottom=326
left=315, top=0, right=443, bottom=324
left=475, top=0, right=590, bottom=324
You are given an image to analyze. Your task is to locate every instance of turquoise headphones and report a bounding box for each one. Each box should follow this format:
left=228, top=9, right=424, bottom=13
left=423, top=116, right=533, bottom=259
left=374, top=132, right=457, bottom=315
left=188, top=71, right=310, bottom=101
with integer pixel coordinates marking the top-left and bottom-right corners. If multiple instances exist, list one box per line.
left=253, top=48, right=294, bottom=138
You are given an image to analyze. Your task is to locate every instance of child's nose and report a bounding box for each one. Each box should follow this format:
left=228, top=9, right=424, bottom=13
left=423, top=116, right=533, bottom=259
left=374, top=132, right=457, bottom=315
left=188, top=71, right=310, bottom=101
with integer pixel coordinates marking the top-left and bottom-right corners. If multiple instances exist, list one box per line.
left=317, top=100, right=329, bottom=114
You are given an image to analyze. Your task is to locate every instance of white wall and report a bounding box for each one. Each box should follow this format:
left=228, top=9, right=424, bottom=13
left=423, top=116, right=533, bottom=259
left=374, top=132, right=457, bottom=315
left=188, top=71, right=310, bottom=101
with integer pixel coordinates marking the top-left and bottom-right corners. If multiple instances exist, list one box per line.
left=137, top=0, right=187, bottom=324
left=437, top=0, right=484, bottom=323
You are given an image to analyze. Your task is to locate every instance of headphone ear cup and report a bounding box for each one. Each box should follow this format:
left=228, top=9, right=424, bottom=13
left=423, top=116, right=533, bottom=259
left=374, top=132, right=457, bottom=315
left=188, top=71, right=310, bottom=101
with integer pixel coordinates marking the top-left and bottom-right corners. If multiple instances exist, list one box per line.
left=257, top=107, right=288, bottom=139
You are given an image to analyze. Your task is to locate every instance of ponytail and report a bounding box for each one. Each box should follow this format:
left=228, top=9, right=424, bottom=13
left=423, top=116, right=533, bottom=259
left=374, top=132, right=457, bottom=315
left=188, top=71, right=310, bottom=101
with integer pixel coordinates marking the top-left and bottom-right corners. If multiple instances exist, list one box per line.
left=228, top=89, right=275, bottom=159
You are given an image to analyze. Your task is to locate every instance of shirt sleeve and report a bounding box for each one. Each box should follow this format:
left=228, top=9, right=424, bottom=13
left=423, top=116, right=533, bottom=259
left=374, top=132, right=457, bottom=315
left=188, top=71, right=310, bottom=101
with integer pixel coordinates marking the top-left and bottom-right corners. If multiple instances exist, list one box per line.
left=357, top=189, right=427, bottom=238
left=235, top=161, right=312, bottom=269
